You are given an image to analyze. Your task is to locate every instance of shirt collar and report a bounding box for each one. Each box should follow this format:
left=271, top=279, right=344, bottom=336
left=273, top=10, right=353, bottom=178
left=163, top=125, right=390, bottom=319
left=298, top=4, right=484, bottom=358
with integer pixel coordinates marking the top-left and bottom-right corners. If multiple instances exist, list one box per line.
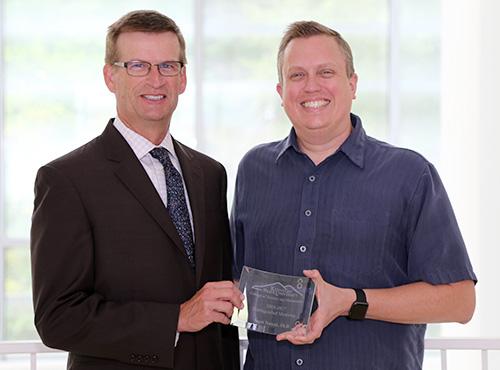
left=276, top=128, right=301, bottom=161
left=113, top=117, right=177, bottom=161
left=339, top=113, right=366, bottom=168
left=275, top=113, right=366, bottom=168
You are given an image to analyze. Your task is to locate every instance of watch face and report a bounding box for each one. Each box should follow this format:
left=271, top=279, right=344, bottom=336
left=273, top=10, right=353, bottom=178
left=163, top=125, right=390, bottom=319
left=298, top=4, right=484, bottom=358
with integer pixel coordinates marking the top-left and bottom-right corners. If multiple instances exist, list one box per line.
left=349, top=302, right=369, bottom=320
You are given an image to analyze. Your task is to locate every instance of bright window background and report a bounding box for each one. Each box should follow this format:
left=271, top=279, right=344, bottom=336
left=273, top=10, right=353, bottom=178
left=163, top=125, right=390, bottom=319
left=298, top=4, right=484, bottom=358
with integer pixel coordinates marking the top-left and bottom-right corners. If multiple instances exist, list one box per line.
left=1, top=0, right=499, bottom=369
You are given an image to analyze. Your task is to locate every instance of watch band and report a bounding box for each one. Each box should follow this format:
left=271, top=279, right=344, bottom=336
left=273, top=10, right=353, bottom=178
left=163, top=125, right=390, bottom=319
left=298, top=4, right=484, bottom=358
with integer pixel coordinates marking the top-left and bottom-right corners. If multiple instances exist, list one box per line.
left=348, top=288, right=369, bottom=320
left=354, top=288, right=366, bottom=303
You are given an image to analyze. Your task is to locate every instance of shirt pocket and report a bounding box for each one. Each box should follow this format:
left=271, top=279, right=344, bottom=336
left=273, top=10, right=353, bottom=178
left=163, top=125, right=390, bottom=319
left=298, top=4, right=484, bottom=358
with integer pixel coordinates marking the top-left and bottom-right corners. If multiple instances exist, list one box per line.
left=325, top=208, right=392, bottom=281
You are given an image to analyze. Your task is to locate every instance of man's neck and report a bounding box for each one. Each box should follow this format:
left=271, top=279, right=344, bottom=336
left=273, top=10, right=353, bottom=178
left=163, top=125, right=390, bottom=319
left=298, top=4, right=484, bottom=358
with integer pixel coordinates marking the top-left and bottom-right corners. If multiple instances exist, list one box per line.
left=296, top=124, right=352, bottom=166
left=119, top=116, right=170, bottom=145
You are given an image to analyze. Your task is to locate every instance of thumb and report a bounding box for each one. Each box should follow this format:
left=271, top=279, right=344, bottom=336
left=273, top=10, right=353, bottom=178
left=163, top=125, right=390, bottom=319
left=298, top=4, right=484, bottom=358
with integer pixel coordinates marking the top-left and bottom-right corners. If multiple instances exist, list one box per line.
left=303, top=269, right=322, bottom=283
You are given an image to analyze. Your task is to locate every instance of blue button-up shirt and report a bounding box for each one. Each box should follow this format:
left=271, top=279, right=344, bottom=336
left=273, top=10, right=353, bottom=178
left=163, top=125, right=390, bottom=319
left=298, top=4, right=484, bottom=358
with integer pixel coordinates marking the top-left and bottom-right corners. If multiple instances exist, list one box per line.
left=231, top=114, right=476, bottom=370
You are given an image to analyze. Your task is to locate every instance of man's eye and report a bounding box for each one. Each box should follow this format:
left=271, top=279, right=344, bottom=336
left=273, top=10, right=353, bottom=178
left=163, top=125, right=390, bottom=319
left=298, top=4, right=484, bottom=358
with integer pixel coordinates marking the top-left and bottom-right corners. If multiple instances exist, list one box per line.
left=159, top=63, right=178, bottom=71
left=319, top=69, right=335, bottom=77
left=289, top=72, right=304, bottom=81
left=129, top=62, right=148, bottom=70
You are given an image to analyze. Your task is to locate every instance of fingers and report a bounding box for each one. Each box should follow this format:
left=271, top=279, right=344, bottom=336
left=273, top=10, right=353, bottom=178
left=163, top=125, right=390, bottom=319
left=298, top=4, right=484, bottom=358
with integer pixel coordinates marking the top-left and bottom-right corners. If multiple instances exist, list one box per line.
left=204, top=280, right=235, bottom=289
left=276, top=280, right=329, bottom=346
left=276, top=327, right=321, bottom=345
left=203, top=304, right=233, bottom=325
left=303, top=269, right=323, bottom=284
left=211, top=300, right=236, bottom=319
left=211, top=310, right=231, bottom=325
left=178, top=281, right=244, bottom=332
left=201, top=281, right=244, bottom=309
left=277, top=270, right=341, bottom=346
left=276, top=323, right=306, bottom=342
left=276, top=317, right=323, bottom=345
left=276, top=330, right=294, bottom=342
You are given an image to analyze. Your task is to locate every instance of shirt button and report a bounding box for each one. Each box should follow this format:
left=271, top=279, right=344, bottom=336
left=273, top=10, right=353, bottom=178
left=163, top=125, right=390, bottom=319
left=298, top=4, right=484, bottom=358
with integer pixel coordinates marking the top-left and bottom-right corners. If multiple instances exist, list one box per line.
left=309, top=175, right=316, bottom=182
left=299, top=245, right=307, bottom=253
left=304, top=209, right=312, bottom=217
left=296, top=358, right=304, bottom=366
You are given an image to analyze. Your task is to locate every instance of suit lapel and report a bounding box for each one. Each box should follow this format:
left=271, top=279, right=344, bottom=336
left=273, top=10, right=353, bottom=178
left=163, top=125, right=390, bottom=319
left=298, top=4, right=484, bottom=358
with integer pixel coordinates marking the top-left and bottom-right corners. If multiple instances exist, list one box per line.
left=99, top=120, right=188, bottom=260
left=174, top=140, right=206, bottom=286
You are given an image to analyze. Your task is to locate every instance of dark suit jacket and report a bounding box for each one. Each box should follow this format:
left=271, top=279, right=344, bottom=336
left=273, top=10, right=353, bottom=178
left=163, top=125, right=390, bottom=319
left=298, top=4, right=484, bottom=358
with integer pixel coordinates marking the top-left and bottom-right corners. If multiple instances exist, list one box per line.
left=30, top=120, right=239, bottom=370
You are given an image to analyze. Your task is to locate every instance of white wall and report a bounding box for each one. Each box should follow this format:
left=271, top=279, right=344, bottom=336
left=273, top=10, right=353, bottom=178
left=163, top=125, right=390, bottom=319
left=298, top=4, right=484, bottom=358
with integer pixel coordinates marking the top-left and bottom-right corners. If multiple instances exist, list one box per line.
left=477, top=0, right=500, bottom=339
left=441, top=0, right=500, bottom=341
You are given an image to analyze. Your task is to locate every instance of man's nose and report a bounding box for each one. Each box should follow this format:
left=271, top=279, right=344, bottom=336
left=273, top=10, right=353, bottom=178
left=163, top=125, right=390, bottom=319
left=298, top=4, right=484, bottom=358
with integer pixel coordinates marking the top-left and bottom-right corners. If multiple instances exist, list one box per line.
left=146, top=65, right=164, bottom=86
left=304, top=75, right=321, bottom=91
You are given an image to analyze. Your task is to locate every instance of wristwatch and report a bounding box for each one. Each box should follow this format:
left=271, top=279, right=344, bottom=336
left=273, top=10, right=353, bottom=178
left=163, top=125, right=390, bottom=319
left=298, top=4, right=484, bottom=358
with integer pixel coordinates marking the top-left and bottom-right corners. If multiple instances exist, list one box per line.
left=347, top=288, right=368, bottom=320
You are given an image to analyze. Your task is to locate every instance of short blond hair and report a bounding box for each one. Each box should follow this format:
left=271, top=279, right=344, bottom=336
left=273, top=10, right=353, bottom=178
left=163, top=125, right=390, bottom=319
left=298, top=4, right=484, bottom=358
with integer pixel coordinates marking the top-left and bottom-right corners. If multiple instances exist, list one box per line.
left=277, top=21, right=354, bottom=83
left=105, top=10, right=187, bottom=64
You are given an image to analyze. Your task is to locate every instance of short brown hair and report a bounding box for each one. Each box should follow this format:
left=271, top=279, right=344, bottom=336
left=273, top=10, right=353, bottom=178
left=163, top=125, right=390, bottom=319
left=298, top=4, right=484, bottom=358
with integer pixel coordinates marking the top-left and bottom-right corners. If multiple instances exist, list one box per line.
left=277, top=21, right=354, bottom=83
left=105, top=10, right=187, bottom=65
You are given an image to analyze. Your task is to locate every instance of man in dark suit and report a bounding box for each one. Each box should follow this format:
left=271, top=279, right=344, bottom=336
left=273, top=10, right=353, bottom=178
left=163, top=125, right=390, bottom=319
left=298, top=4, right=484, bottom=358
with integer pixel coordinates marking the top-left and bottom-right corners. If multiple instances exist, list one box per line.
left=30, top=10, right=242, bottom=370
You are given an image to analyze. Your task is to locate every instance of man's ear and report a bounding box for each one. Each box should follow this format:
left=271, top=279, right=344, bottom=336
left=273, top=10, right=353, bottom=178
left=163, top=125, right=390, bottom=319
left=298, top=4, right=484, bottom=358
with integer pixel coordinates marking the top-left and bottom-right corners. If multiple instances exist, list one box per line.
left=103, top=64, right=116, bottom=93
left=349, top=72, right=358, bottom=100
left=178, top=67, right=187, bottom=95
left=276, top=82, right=283, bottom=100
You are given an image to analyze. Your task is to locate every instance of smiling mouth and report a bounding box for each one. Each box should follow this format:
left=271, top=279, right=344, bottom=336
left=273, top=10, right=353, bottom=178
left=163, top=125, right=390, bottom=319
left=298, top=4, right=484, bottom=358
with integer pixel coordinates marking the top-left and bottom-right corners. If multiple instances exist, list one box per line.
left=301, top=99, right=330, bottom=108
left=142, top=94, right=166, bottom=101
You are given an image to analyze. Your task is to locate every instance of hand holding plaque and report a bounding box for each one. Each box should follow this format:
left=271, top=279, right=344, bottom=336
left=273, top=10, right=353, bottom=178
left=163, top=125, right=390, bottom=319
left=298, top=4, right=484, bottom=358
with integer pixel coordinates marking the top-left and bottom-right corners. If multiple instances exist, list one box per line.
left=231, top=266, right=316, bottom=335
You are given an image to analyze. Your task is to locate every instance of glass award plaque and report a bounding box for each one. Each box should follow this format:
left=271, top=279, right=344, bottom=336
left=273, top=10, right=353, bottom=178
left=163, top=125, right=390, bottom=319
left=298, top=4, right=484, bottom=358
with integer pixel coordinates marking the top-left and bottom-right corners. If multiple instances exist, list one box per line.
left=231, top=266, right=316, bottom=335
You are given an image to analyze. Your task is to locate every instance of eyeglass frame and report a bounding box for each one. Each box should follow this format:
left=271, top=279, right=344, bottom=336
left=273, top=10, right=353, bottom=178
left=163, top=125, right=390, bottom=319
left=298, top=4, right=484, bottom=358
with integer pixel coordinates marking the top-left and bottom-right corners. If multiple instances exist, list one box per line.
left=112, top=60, right=185, bottom=77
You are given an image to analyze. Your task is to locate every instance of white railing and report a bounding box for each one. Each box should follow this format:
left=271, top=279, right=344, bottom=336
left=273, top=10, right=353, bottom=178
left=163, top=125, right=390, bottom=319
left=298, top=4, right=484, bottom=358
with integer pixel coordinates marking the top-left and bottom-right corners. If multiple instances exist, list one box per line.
left=239, top=338, right=500, bottom=370
left=1, top=338, right=500, bottom=370
left=0, top=340, right=60, bottom=370
left=425, top=338, right=500, bottom=370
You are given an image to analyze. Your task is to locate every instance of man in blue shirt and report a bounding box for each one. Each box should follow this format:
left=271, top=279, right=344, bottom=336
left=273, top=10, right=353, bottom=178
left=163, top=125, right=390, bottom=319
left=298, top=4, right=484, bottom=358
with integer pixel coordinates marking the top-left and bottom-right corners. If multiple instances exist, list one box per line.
left=231, top=21, right=476, bottom=370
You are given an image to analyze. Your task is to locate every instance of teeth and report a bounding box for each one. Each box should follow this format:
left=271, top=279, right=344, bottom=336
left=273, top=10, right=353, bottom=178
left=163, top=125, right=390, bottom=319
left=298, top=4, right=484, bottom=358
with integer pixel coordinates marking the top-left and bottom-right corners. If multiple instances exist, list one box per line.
left=143, top=95, right=165, bottom=101
left=302, top=100, right=329, bottom=108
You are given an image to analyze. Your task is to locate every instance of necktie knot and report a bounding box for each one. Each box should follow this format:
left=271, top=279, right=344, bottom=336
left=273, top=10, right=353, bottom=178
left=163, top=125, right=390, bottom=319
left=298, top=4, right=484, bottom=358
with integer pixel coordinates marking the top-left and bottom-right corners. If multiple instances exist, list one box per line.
left=150, top=147, right=172, bottom=169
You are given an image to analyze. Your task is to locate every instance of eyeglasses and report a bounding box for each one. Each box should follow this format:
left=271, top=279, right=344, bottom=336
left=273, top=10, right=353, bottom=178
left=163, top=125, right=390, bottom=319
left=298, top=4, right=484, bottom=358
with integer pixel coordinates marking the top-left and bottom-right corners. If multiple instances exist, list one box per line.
left=113, top=60, right=184, bottom=77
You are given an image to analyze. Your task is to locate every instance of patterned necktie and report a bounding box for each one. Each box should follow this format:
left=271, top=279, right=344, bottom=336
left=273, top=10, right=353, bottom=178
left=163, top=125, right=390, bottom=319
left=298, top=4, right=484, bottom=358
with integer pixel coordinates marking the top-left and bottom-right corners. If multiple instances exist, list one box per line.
left=150, top=147, right=195, bottom=267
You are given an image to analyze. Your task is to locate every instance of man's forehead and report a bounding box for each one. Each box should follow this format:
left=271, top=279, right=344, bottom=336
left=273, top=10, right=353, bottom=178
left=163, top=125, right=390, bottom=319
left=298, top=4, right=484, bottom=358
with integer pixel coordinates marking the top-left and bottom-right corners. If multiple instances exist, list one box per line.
left=282, top=36, right=342, bottom=67
left=116, top=30, right=178, bottom=43
left=285, top=35, right=340, bottom=55
left=115, top=31, right=180, bottom=56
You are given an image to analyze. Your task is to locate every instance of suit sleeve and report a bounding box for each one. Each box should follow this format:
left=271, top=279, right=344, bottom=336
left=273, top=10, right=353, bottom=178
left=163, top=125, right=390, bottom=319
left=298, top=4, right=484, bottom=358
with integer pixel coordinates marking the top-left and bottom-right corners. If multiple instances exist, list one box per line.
left=30, top=164, right=179, bottom=368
